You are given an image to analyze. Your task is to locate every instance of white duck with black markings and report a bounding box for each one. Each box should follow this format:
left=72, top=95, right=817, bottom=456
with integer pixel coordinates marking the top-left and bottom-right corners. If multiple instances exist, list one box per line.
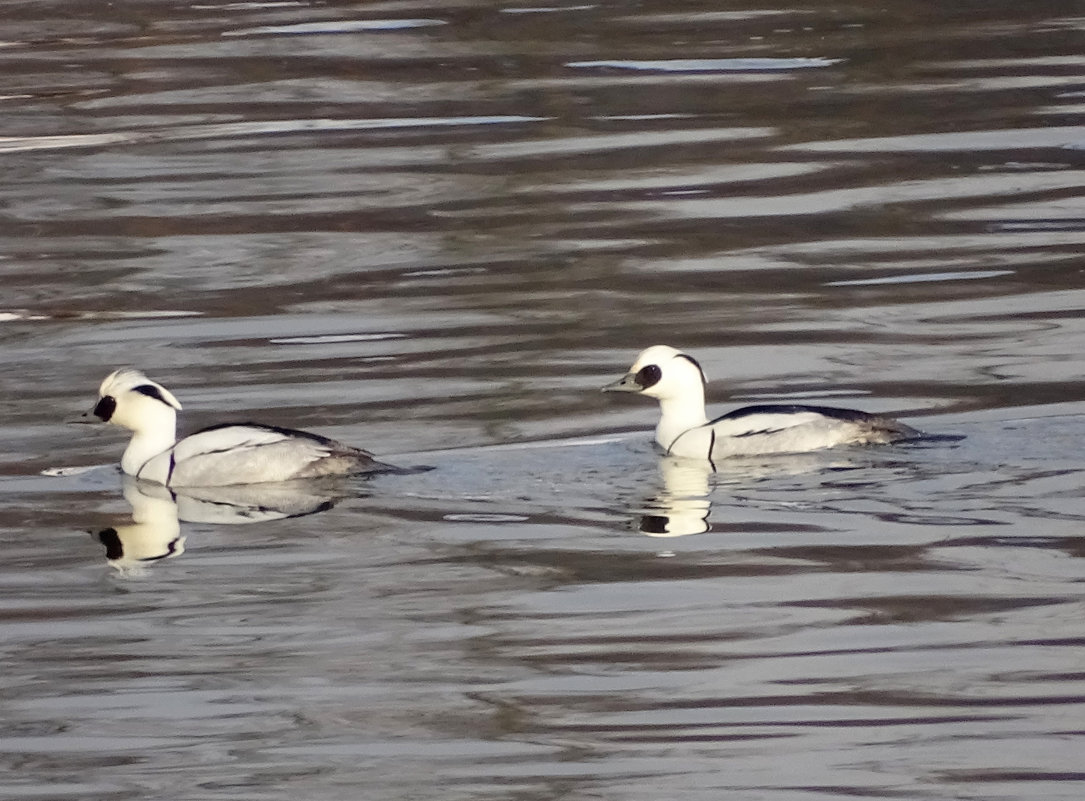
left=603, top=345, right=919, bottom=464
left=89, top=368, right=400, bottom=487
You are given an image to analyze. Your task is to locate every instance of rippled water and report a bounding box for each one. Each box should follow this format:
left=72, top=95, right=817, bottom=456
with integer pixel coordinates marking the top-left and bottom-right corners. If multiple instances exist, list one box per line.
left=1, top=1, right=1084, bottom=798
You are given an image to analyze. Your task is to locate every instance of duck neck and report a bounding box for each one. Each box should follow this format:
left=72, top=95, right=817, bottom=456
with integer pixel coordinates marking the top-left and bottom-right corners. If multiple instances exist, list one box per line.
left=120, top=420, right=177, bottom=477
left=655, top=390, right=709, bottom=451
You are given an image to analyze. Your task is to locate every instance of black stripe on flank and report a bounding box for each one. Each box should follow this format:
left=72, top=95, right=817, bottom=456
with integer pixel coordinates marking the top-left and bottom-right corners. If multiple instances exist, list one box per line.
left=167, top=452, right=177, bottom=485
left=733, top=427, right=786, bottom=438
left=711, top=403, right=876, bottom=425
left=708, top=430, right=717, bottom=472
left=714, top=404, right=867, bottom=438
left=188, top=424, right=381, bottom=466
left=193, top=422, right=346, bottom=449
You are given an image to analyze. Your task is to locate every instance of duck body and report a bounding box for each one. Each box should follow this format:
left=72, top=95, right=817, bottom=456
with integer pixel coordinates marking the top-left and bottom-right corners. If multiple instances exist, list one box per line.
left=91, top=368, right=398, bottom=487
left=603, top=346, right=919, bottom=463
left=135, top=422, right=389, bottom=487
left=663, top=403, right=917, bottom=461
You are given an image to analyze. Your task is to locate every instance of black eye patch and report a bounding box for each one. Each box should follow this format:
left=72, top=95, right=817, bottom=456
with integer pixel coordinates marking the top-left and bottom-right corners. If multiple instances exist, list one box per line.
left=635, top=364, right=662, bottom=389
left=93, top=396, right=117, bottom=421
left=134, top=384, right=171, bottom=405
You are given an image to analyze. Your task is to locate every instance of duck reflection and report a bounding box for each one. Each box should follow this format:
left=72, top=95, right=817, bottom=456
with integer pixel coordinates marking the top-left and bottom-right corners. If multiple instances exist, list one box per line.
left=92, top=478, right=185, bottom=571
left=92, top=476, right=343, bottom=571
left=637, top=456, right=713, bottom=537
left=633, top=447, right=917, bottom=537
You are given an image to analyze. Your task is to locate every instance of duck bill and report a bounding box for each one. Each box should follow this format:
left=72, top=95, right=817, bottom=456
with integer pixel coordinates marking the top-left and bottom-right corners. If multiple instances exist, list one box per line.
left=601, top=373, right=642, bottom=393
left=67, top=409, right=102, bottom=425
left=68, top=398, right=112, bottom=425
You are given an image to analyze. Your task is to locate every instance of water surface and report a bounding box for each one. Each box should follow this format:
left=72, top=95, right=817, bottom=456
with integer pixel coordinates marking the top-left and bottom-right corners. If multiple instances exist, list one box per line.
left=1, top=1, right=1084, bottom=799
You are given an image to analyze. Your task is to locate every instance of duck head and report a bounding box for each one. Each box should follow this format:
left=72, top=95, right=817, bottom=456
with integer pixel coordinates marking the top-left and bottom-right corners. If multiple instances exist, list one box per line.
left=91, top=368, right=183, bottom=432
left=603, top=346, right=711, bottom=449
left=89, top=369, right=183, bottom=477
left=602, top=345, right=707, bottom=402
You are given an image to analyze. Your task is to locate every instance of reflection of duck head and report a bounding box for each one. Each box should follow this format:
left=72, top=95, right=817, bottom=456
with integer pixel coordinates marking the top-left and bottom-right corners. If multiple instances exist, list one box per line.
left=635, top=449, right=904, bottom=538
left=639, top=456, right=713, bottom=537
left=93, top=477, right=185, bottom=572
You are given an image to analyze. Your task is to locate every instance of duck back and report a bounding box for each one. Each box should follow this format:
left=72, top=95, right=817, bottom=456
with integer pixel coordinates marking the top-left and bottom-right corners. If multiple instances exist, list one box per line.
left=138, top=423, right=394, bottom=487
left=667, top=404, right=919, bottom=460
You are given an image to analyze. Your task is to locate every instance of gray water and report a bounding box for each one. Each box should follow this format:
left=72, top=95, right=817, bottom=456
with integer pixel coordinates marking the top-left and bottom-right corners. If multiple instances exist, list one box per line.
left=1, top=1, right=1084, bottom=798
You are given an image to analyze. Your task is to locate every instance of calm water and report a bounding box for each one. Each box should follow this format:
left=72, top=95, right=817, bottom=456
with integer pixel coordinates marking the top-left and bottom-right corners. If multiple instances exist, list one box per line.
left=1, top=0, right=1084, bottom=798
